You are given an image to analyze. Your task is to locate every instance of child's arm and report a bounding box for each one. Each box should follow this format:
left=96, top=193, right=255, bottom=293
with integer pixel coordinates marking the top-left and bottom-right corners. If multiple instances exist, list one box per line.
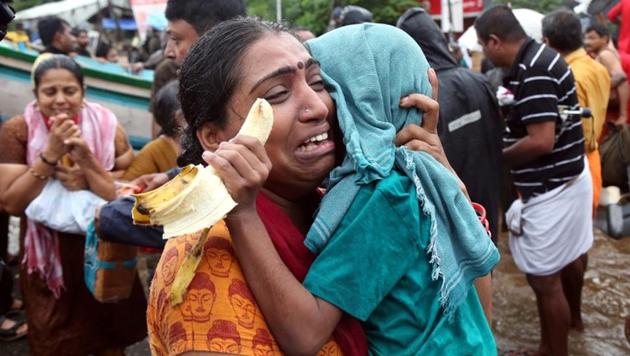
left=113, top=125, right=134, bottom=173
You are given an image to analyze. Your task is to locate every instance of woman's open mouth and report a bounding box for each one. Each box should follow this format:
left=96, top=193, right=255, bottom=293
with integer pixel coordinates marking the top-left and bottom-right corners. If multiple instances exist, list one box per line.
left=295, top=131, right=335, bottom=160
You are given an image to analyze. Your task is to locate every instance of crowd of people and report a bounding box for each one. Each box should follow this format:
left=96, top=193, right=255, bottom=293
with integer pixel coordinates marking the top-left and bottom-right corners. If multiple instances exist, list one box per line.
left=10, top=15, right=164, bottom=72
left=0, top=0, right=629, bottom=355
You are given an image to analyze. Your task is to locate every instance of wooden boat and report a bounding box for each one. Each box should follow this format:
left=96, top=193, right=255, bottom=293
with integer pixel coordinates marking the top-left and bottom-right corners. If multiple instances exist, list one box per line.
left=0, top=41, right=153, bottom=149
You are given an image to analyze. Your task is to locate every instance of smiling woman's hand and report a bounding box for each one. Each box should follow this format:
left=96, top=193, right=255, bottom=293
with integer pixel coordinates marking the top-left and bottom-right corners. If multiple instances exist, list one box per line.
left=202, top=135, right=272, bottom=214
left=55, top=165, right=88, bottom=191
left=43, top=114, right=79, bottom=163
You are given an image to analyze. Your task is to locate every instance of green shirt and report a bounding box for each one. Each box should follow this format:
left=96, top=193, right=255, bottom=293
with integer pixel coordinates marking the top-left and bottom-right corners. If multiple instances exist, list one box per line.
left=304, top=171, right=496, bottom=355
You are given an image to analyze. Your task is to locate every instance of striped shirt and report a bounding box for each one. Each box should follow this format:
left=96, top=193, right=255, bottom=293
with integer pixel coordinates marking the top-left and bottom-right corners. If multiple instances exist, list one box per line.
left=503, top=39, right=585, bottom=199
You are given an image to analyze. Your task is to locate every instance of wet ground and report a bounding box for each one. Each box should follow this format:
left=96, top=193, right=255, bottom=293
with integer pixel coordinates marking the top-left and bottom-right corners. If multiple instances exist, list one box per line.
left=493, top=228, right=630, bottom=355
left=1, top=219, right=629, bottom=355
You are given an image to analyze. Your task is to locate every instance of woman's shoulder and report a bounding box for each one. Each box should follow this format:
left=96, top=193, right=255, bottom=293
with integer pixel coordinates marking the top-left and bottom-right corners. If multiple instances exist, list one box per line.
left=0, top=116, right=28, bottom=164
left=1, top=115, right=27, bottom=132
left=143, top=136, right=178, bottom=166
left=344, top=170, right=425, bottom=245
left=147, top=220, right=283, bottom=355
left=166, top=220, right=232, bottom=250
left=0, top=115, right=28, bottom=143
left=141, top=136, right=172, bottom=154
left=361, top=170, right=419, bottom=213
left=84, top=100, right=120, bottom=129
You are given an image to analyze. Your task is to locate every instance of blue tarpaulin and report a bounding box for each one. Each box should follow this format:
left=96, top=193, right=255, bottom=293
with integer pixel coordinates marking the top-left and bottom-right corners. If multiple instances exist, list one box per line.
left=101, top=18, right=137, bottom=31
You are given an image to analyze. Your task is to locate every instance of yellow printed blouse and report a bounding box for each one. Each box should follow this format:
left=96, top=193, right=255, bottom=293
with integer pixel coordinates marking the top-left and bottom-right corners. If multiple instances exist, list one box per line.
left=147, top=221, right=343, bottom=356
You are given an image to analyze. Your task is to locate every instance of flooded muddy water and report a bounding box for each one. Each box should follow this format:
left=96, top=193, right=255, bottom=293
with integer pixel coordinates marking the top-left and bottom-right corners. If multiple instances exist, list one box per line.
left=493, top=228, right=630, bottom=355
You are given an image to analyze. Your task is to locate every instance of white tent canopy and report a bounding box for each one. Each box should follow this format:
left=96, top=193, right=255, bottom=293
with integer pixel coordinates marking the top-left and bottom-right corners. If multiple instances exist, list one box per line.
left=16, top=0, right=130, bottom=27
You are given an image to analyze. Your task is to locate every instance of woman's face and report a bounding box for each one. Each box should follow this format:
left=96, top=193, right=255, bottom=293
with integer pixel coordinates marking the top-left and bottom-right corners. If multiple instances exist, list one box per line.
left=35, top=68, right=83, bottom=119
left=222, top=33, right=338, bottom=198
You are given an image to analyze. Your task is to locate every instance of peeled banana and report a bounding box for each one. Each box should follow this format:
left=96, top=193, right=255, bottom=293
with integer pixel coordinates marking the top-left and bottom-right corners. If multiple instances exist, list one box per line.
left=131, top=98, right=274, bottom=238
left=130, top=98, right=274, bottom=305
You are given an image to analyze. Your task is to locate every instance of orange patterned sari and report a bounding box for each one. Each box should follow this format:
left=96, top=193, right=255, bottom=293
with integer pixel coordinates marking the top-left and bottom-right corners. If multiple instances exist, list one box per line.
left=147, top=193, right=366, bottom=355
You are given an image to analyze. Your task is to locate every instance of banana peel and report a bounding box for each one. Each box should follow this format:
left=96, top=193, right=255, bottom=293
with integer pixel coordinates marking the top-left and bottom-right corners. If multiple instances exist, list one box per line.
left=131, top=98, right=274, bottom=236
left=132, top=164, right=237, bottom=238
left=131, top=98, right=274, bottom=305
left=169, top=227, right=210, bottom=305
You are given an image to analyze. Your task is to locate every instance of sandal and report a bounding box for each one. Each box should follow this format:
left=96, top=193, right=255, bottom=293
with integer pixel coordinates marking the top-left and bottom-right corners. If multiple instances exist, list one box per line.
left=0, top=313, right=28, bottom=342
left=4, top=309, right=25, bottom=322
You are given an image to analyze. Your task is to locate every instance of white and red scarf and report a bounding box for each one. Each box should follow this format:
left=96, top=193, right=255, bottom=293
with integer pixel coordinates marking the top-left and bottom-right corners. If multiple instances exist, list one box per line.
left=23, top=100, right=117, bottom=297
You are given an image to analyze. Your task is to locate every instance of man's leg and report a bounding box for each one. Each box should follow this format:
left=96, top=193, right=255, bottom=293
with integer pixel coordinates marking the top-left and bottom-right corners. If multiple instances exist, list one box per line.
left=561, top=253, right=588, bottom=331
left=527, top=272, right=570, bottom=356
left=533, top=290, right=550, bottom=355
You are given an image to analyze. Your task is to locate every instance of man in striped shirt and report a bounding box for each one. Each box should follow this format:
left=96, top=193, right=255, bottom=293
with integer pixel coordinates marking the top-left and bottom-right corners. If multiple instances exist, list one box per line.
left=476, top=6, right=593, bottom=356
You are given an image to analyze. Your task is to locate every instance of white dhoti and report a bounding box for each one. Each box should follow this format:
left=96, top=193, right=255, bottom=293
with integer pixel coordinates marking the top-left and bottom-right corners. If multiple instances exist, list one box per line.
left=506, top=161, right=593, bottom=276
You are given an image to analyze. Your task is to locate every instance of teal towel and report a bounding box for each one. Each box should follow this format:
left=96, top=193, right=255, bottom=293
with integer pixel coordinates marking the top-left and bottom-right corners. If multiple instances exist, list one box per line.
left=305, top=23, right=500, bottom=315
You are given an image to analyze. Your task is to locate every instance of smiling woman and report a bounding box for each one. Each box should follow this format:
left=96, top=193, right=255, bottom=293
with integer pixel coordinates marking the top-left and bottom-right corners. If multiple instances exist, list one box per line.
left=0, top=54, right=146, bottom=355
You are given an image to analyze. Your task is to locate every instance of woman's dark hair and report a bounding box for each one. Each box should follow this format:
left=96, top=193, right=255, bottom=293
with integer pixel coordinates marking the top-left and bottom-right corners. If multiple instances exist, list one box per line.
left=32, top=54, right=84, bottom=92
left=177, top=17, right=292, bottom=166
left=153, top=80, right=181, bottom=137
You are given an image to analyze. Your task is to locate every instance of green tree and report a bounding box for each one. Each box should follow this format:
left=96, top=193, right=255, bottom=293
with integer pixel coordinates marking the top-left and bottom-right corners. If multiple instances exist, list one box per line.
left=13, top=0, right=55, bottom=12
left=247, top=0, right=420, bottom=35
left=248, top=0, right=332, bottom=34
left=247, top=0, right=276, bottom=21
left=285, top=0, right=334, bottom=34
left=345, top=0, right=418, bottom=25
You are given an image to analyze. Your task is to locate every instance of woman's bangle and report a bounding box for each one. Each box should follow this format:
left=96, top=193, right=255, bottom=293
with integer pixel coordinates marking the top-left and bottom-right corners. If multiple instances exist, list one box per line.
left=29, top=167, right=50, bottom=180
left=472, top=202, right=492, bottom=239
left=40, top=152, right=58, bottom=166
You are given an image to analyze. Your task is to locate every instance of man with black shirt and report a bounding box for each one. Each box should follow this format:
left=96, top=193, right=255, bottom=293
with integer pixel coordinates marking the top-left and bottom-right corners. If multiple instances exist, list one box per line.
left=37, top=16, right=75, bottom=55
left=475, top=5, right=593, bottom=356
